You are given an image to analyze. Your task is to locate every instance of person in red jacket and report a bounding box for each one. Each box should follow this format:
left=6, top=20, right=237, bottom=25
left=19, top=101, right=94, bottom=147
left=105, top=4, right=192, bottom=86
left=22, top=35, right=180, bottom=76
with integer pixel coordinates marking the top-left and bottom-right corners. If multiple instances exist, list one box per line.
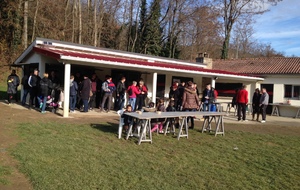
left=236, top=85, right=248, bottom=121
left=127, top=81, right=140, bottom=111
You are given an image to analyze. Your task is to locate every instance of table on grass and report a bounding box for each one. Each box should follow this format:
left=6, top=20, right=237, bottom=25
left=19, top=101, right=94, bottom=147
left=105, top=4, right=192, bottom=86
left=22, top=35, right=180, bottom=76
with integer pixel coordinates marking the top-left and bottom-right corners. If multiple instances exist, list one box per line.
left=123, top=111, right=226, bottom=145
left=269, top=103, right=300, bottom=118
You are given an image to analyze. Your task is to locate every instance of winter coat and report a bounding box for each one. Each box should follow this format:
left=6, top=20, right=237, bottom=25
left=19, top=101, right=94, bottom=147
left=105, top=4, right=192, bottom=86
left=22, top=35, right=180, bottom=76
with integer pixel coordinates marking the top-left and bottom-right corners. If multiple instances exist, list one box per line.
left=39, top=77, right=53, bottom=96
left=169, top=87, right=180, bottom=101
left=127, top=85, right=140, bottom=98
left=80, top=78, right=91, bottom=100
left=201, top=88, right=215, bottom=104
left=70, top=80, right=78, bottom=96
left=7, top=74, right=20, bottom=94
left=260, top=92, right=269, bottom=105
left=252, top=92, right=261, bottom=106
left=236, top=89, right=248, bottom=104
left=29, top=75, right=41, bottom=88
left=102, top=80, right=116, bottom=94
left=21, top=75, right=30, bottom=90
left=182, top=87, right=200, bottom=110
left=116, top=81, right=126, bottom=96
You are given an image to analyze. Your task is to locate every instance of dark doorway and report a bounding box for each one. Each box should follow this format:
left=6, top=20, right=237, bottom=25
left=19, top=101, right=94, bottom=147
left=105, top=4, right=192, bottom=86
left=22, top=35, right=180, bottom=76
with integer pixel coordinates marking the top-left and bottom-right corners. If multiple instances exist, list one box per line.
left=261, top=84, right=273, bottom=114
left=157, top=75, right=166, bottom=99
left=111, top=69, right=142, bottom=88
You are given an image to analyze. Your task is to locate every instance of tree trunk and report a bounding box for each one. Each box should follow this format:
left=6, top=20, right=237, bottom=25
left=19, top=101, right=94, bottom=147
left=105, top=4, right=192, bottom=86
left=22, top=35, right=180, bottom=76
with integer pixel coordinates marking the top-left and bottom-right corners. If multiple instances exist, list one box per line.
left=78, top=0, right=82, bottom=44
left=23, top=0, right=28, bottom=49
left=63, top=0, right=70, bottom=40
left=93, top=0, right=98, bottom=46
left=31, top=0, right=39, bottom=42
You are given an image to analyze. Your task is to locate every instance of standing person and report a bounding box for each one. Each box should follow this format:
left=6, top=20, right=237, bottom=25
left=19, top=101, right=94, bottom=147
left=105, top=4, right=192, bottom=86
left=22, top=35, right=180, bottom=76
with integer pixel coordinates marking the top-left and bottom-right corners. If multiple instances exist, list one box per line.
left=201, top=83, right=215, bottom=111
left=6, top=70, right=20, bottom=104
left=252, top=88, right=261, bottom=121
left=116, top=77, right=126, bottom=110
left=127, top=81, right=140, bottom=111
left=21, top=72, right=31, bottom=106
left=236, top=85, right=248, bottom=121
left=135, top=80, right=148, bottom=111
left=70, top=75, right=78, bottom=113
left=89, top=73, right=99, bottom=110
left=100, top=75, right=116, bottom=112
left=79, top=74, right=91, bottom=112
left=28, top=69, right=41, bottom=109
left=259, top=88, right=269, bottom=123
left=38, top=73, right=52, bottom=113
left=169, top=82, right=180, bottom=110
left=177, top=81, right=185, bottom=110
left=49, top=71, right=61, bottom=106
left=182, top=81, right=200, bottom=129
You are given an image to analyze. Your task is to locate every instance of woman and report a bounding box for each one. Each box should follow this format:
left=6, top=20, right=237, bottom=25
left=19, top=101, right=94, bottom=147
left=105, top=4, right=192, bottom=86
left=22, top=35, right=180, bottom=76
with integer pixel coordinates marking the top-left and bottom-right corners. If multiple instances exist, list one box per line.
left=182, top=81, right=200, bottom=129
left=252, top=88, right=261, bottom=121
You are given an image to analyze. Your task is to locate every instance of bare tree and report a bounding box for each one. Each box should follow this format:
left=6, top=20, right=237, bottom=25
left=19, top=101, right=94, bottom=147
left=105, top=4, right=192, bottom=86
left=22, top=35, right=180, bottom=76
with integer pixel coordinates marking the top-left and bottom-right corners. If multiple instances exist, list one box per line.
left=216, top=0, right=282, bottom=59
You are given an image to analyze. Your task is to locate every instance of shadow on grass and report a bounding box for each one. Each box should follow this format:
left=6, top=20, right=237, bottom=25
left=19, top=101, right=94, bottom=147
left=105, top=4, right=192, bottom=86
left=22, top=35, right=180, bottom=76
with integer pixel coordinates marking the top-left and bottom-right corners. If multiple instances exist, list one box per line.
left=90, top=122, right=118, bottom=136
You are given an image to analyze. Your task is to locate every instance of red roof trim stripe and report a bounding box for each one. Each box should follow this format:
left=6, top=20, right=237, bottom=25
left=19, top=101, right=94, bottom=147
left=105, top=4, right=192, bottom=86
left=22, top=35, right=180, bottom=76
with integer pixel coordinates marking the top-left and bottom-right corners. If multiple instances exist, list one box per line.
left=33, top=47, right=61, bottom=60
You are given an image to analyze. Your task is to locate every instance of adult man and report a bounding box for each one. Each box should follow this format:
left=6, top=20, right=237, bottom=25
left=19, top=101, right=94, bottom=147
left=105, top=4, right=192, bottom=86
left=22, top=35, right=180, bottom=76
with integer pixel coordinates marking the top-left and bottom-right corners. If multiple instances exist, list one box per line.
left=79, top=74, right=91, bottom=112
left=259, top=88, right=269, bottom=123
left=100, top=75, right=116, bottom=112
left=7, top=70, right=20, bottom=104
left=21, top=72, right=31, bottom=106
left=116, top=77, right=126, bottom=110
left=28, top=69, right=41, bottom=109
left=236, top=85, right=248, bottom=121
left=201, top=83, right=215, bottom=111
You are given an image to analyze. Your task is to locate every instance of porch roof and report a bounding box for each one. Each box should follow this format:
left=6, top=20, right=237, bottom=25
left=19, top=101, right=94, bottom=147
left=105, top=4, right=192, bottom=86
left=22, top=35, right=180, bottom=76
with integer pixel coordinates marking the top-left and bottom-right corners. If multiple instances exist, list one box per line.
left=14, top=38, right=264, bottom=81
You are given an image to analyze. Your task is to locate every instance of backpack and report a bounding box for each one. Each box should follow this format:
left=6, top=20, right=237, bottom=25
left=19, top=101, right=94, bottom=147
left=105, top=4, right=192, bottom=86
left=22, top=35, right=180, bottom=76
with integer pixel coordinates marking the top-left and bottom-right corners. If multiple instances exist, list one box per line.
left=128, top=87, right=133, bottom=96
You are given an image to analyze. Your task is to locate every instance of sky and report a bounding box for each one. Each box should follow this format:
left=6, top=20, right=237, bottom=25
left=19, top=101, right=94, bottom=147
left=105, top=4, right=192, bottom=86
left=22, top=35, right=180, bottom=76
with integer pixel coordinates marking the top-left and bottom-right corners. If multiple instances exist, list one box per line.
left=253, top=0, right=300, bottom=57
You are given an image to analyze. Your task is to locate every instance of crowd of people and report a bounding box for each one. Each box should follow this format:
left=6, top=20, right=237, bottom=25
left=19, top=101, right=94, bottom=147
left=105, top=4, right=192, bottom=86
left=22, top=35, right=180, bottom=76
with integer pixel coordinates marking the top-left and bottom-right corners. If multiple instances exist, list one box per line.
left=233, top=85, right=269, bottom=123
left=6, top=69, right=269, bottom=125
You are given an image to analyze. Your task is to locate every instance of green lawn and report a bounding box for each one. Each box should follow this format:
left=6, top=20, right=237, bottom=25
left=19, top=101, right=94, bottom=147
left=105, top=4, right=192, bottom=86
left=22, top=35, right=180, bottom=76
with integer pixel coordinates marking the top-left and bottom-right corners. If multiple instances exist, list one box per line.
left=10, top=121, right=300, bottom=190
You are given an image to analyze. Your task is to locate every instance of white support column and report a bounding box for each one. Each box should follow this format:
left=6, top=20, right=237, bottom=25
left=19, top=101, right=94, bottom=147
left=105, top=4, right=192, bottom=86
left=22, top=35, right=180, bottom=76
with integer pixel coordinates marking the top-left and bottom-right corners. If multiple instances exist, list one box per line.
left=152, top=72, right=157, bottom=105
left=211, top=77, right=216, bottom=88
left=38, top=62, right=46, bottom=77
left=63, top=63, right=71, bottom=117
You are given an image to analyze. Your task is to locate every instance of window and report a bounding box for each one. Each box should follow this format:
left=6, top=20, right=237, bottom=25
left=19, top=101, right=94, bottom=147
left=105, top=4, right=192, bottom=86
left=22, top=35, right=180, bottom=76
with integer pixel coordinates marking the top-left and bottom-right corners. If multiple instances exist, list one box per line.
left=284, top=85, right=300, bottom=98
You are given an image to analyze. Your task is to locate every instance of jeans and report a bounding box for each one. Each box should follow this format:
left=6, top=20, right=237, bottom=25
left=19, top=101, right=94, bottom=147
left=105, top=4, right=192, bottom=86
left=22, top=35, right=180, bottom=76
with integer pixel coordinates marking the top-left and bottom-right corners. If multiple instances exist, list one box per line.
left=82, top=99, right=89, bottom=112
left=70, top=95, right=77, bottom=111
left=37, top=96, right=47, bottom=112
left=129, top=98, right=136, bottom=111
left=237, top=103, right=247, bottom=120
left=202, top=103, right=211, bottom=112
left=117, top=94, right=125, bottom=110
left=101, top=93, right=112, bottom=111
left=22, top=88, right=30, bottom=105
left=261, top=105, right=267, bottom=120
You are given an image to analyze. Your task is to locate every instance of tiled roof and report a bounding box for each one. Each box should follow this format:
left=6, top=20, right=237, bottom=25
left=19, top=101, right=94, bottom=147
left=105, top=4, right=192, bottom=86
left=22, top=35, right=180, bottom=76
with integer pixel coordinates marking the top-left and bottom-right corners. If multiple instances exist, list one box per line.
left=212, top=57, right=300, bottom=75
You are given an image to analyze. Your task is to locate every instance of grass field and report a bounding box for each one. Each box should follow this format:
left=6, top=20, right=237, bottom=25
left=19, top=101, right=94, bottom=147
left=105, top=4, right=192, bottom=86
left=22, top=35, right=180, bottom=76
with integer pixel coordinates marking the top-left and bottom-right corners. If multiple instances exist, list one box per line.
left=10, top=121, right=300, bottom=190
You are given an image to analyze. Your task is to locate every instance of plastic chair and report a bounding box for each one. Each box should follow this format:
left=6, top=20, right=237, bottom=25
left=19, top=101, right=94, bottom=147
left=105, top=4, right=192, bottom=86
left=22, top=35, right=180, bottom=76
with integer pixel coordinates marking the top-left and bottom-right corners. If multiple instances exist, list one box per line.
left=117, top=109, right=124, bottom=139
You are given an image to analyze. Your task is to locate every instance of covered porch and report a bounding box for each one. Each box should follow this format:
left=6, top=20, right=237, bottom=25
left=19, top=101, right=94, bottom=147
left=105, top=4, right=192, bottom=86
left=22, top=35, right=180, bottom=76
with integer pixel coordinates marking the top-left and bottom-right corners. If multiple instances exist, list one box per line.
left=14, top=38, right=264, bottom=117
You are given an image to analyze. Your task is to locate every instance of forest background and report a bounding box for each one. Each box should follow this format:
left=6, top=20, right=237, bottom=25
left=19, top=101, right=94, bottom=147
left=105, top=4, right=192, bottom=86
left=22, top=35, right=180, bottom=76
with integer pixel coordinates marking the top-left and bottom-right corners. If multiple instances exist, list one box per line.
left=0, top=0, right=284, bottom=79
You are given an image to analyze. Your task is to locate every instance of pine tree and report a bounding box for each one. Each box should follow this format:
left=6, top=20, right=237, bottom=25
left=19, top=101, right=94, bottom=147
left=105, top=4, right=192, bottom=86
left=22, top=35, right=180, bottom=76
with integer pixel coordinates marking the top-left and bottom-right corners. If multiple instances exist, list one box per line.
left=145, top=0, right=162, bottom=56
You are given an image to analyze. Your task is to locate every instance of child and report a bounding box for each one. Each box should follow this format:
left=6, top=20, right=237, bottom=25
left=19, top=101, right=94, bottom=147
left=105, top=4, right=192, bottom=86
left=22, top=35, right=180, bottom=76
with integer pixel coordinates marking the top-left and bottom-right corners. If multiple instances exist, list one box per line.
left=121, top=105, right=134, bottom=133
left=143, top=101, right=156, bottom=112
left=151, top=99, right=166, bottom=133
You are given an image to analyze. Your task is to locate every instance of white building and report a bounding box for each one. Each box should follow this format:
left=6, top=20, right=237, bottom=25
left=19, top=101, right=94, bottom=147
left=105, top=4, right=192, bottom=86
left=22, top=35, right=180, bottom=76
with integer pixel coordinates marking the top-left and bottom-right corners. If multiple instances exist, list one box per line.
left=213, top=57, right=300, bottom=117
left=14, top=38, right=263, bottom=117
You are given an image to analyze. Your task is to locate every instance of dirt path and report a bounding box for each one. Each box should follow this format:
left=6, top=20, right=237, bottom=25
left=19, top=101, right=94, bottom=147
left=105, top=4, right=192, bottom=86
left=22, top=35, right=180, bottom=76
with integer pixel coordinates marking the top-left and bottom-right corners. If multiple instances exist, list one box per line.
left=0, top=101, right=300, bottom=189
